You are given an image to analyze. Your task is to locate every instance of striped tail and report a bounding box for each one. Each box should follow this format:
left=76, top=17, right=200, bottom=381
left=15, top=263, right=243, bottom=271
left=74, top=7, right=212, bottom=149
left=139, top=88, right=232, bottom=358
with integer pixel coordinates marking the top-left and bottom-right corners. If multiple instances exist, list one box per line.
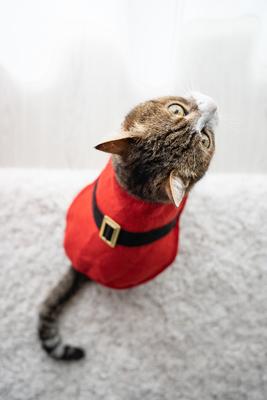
left=38, top=267, right=87, bottom=361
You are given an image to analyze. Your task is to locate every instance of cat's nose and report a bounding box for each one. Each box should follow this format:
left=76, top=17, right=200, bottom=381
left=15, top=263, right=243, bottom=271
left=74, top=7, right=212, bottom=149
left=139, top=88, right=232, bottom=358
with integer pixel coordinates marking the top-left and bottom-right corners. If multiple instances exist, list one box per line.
left=207, top=101, right=217, bottom=114
left=207, top=102, right=217, bottom=117
left=189, top=91, right=218, bottom=114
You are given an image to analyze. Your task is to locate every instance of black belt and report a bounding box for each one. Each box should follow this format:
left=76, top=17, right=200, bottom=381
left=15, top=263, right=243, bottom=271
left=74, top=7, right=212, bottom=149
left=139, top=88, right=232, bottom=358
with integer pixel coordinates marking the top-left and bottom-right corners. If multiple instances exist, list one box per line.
left=92, top=181, right=178, bottom=248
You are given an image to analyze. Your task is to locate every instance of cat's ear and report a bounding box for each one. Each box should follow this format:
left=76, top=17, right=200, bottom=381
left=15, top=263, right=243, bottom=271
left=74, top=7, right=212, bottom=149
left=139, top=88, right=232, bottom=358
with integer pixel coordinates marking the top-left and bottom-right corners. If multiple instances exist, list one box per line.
left=166, top=171, right=188, bottom=207
left=95, top=134, right=133, bottom=156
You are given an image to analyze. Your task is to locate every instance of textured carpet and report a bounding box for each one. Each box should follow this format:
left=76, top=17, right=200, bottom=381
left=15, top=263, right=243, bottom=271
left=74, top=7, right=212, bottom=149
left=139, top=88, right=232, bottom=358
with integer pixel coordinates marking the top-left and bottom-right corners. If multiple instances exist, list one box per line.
left=0, top=169, right=267, bottom=400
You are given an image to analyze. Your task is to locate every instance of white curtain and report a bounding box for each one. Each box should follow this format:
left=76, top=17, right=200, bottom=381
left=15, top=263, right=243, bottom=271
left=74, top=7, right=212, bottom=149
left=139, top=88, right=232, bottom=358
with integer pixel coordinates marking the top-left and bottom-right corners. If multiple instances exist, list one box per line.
left=0, top=0, right=266, bottom=172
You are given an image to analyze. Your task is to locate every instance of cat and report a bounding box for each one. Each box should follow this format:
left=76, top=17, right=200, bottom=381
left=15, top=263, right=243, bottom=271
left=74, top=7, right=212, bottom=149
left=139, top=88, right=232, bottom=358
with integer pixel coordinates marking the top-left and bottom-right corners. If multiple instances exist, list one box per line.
left=38, top=92, right=218, bottom=361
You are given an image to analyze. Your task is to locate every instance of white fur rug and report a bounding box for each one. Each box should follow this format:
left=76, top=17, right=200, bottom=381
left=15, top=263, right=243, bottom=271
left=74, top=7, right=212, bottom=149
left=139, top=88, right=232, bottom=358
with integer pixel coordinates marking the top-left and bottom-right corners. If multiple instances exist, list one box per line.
left=0, top=169, right=267, bottom=400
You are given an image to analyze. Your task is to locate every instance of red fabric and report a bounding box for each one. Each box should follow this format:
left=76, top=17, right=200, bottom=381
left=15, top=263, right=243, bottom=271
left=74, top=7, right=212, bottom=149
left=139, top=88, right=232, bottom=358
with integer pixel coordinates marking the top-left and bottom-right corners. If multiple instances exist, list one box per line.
left=64, top=159, right=187, bottom=289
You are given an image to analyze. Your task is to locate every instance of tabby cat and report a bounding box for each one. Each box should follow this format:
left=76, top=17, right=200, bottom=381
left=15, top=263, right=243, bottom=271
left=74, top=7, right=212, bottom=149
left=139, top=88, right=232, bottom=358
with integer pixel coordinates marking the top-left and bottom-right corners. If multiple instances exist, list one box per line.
left=38, top=92, right=218, bottom=361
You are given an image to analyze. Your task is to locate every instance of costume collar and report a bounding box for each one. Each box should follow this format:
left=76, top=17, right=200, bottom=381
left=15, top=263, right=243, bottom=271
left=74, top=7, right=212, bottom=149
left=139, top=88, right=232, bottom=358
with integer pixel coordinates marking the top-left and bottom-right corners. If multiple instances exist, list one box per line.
left=93, top=159, right=187, bottom=247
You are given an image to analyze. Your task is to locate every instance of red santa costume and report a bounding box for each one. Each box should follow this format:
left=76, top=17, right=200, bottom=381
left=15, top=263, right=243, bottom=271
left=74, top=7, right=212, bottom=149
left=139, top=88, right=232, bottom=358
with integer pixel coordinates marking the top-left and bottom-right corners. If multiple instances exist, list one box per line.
left=64, top=159, right=187, bottom=289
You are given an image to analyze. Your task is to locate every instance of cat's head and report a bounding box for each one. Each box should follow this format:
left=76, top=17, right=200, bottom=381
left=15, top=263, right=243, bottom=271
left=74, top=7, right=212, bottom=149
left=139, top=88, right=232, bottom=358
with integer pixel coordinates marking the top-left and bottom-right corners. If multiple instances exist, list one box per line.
left=95, top=92, right=218, bottom=206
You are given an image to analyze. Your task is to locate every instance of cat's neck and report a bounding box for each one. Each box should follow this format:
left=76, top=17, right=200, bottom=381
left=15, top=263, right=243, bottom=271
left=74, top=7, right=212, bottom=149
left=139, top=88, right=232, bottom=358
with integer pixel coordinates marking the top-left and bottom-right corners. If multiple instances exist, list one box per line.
left=111, top=155, right=169, bottom=204
left=111, top=155, right=137, bottom=196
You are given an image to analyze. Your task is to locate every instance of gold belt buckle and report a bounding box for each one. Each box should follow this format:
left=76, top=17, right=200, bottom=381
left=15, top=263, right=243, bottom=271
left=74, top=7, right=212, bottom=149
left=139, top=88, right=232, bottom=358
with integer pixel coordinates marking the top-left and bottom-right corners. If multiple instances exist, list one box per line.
left=99, top=215, right=121, bottom=248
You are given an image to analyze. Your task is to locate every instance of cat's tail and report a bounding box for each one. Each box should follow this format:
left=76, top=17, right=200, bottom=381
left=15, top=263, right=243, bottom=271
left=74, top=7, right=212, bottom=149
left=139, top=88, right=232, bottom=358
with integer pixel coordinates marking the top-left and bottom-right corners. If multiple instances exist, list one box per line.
left=38, top=267, right=88, bottom=361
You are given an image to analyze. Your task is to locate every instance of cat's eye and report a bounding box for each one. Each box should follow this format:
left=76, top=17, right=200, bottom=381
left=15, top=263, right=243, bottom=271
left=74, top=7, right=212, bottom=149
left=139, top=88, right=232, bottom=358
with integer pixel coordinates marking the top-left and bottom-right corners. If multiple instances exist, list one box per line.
left=201, top=131, right=211, bottom=148
left=168, top=103, right=185, bottom=117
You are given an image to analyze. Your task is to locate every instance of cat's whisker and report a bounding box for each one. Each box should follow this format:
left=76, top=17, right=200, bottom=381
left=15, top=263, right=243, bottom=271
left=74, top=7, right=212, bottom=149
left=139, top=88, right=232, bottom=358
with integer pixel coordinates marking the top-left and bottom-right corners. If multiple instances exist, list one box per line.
left=193, top=148, right=197, bottom=171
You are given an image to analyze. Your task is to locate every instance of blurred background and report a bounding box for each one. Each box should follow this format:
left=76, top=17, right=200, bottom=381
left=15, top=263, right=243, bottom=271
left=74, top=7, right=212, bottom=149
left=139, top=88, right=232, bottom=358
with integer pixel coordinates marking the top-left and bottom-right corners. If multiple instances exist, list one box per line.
left=0, top=0, right=266, bottom=173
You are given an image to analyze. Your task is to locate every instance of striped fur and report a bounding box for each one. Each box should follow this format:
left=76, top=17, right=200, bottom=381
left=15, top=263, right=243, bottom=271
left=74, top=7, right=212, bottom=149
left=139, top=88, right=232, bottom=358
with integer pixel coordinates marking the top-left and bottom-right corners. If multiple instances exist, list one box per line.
left=38, top=267, right=88, bottom=361
left=112, top=95, right=217, bottom=202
